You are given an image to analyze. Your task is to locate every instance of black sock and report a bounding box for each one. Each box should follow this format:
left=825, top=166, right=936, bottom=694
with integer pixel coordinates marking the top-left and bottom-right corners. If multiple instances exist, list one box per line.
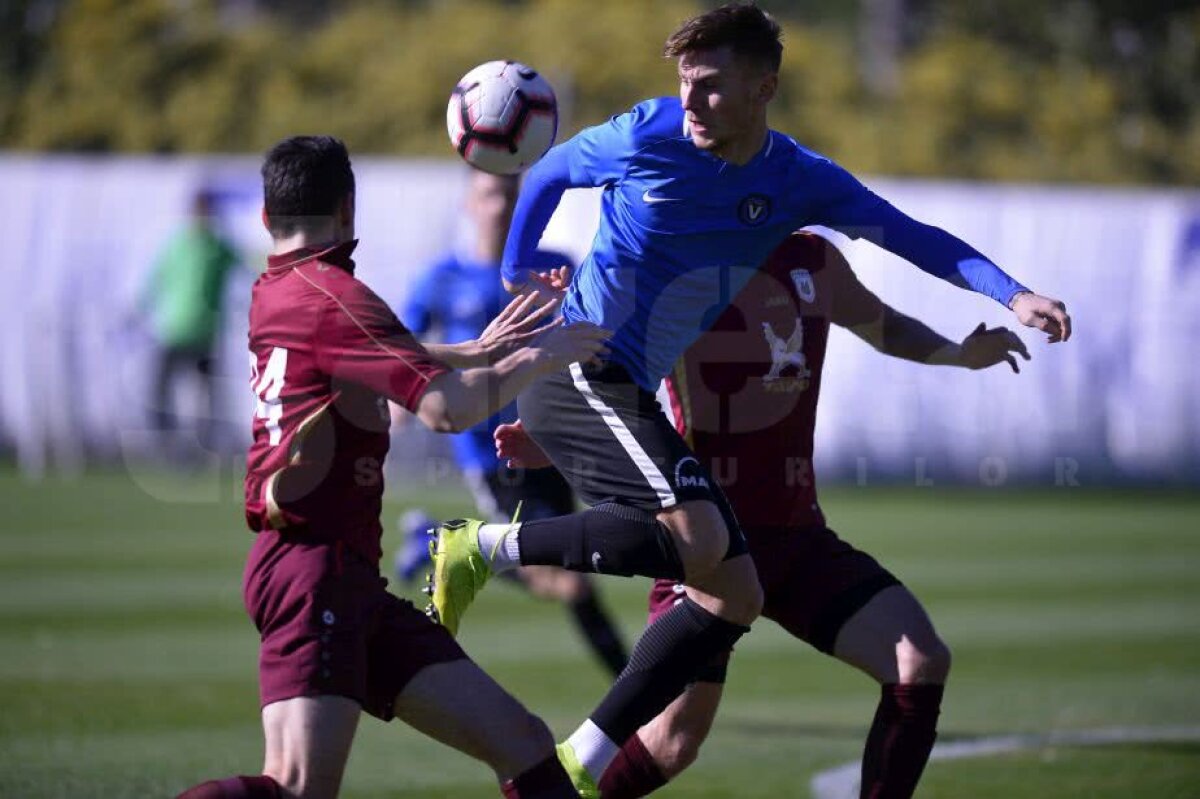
left=518, top=502, right=685, bottom=580
left=569, top=592, right=629, bottom=677
left=589, top=596, right=748, bottom=744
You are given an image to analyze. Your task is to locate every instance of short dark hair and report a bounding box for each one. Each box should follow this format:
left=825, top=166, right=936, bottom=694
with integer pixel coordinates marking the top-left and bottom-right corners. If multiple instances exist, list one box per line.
left=261, top=136, right=355, bottom=237
left=664, top=2, right=783, bottom=73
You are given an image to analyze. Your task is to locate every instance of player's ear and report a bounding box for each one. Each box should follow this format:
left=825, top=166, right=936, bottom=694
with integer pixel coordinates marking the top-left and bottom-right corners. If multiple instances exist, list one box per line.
left=339, top=192, right=355, bottom=226
left=757, top=71, right=778, bottom=104
left=260, top=206, right=271, bottom=233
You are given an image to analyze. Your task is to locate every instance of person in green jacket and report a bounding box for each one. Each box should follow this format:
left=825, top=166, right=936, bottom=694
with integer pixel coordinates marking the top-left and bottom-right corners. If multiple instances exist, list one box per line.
left=141, top=189, right=239, bottom=454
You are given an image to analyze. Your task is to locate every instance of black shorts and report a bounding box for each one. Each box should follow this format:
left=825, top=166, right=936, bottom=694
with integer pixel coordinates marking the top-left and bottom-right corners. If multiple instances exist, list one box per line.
left=517, top=361, right=747, bottom=559
left=463, top=465, right=576, bottom=523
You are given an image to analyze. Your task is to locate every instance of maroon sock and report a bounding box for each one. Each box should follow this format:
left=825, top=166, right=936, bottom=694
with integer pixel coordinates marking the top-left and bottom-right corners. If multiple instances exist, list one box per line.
left=860, top=683, right=944, bottom=799
left=501, top=753, right=578, bottom=799
left=176, top=775, right=283, bottom=799
left=598, top=734, right=668, bottom=799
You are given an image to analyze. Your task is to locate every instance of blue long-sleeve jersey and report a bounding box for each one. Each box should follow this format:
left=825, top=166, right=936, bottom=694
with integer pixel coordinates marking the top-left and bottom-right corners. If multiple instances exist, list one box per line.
left=404, top=249, right=570, bottom=471
left=503, top=97, right=1028, bottom=391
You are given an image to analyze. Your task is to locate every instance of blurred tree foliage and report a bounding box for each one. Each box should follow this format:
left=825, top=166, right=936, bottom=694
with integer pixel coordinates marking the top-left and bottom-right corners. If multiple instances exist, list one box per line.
left=3, top=0, right=1198, bottom=184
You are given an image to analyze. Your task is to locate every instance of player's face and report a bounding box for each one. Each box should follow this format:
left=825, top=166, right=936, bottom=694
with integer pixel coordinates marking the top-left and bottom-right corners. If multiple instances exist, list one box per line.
left=679, top=47, right=775, bottom=161
left=467, top=171, right=520, bottom=237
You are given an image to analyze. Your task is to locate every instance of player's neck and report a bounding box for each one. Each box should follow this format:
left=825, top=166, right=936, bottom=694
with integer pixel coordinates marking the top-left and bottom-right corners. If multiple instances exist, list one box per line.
left=473, top=236, right=504, bottom=265
left=714, top=124, right=769, bottom=167
left=271, top=228, right=350, bottom=256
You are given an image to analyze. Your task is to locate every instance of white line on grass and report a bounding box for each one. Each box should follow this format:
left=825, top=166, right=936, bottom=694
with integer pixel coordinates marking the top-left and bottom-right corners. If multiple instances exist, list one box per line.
left=809, top=725, right=1200, bottom=799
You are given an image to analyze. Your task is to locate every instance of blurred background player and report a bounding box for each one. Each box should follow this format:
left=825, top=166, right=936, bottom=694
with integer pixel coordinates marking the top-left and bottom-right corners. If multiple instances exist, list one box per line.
left=137, top=187, right=239, bottom=459
left=498, top=231, right=1035, bottom=799
left=394, top=168, right=628, bottom=677
left=176, top=135, right=610, bottom=799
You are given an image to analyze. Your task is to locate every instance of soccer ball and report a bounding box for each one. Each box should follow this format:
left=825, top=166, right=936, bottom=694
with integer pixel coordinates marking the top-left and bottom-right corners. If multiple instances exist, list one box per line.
left=446, top=60, right=558, bottom=175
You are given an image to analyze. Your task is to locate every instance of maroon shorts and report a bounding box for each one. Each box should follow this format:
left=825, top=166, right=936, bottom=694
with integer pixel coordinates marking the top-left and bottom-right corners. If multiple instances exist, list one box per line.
left=243, top=531, right=466, bottom=721
left=649, top=525, right=898, bottom=655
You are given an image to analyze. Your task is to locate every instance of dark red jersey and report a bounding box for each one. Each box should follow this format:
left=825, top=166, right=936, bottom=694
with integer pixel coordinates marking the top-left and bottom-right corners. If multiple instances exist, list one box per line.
left=665, top=232, right=845, bottom=529
left=245, top=241, right=450, bottom=563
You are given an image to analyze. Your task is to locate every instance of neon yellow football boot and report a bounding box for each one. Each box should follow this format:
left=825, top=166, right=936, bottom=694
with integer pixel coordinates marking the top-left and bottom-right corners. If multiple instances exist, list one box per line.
left=423, top=518, right=491, bottom=637
left=555, top=742, right=601, bottom=799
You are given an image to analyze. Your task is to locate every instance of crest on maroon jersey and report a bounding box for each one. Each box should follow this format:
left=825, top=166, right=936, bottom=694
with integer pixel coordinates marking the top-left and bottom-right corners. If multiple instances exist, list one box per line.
left=761, top=318, right=811, bottom=391
left=789, top=268, right=816, bottom=303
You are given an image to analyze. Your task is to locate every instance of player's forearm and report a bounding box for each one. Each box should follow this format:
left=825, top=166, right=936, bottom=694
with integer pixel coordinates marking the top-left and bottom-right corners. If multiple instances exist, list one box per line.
left=501, top=144, right=573, bottom=291
left=416, top=348, right=551, bottom=433
left=858, top=202, right=1029, bottom=307
left=863, top=307, right=962, bottom=366
left=421, top=341, right=486, bottom=369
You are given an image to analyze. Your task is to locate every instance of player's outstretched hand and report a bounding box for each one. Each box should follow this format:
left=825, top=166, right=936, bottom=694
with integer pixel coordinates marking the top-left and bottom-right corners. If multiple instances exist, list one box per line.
left=495, top=420, right=553, bottom=469
left=1011, top=291, right=1072, bottom=343
left=526, top=265, right=572, bottom=304
left=533, top=320, right=610, bottom=371
left=959, top=322, right=1031, bottom=373
left=475, top=291, right=562, bottom=362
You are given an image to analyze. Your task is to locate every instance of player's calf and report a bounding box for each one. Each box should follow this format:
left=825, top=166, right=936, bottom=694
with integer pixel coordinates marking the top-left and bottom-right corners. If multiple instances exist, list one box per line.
left=480, top=502, right=687, bottom=581
left=635, top=681, right=723, bottom=780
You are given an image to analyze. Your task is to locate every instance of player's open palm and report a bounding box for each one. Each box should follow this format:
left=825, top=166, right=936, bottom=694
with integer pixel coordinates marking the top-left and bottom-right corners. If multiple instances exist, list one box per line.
left=495, top=420, right=553, bottom=469
left=477, top=291, right=562, bottom=361
left=960, top=322, right=1031, bottom=373
left=533, top=320, right=610, bottom=370
left=1011, top=291, right=1072, bottom=343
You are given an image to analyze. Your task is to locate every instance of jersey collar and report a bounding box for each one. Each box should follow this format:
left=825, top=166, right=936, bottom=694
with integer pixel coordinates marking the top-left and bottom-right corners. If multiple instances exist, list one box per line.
left=267, top=240, right=359, bottom=274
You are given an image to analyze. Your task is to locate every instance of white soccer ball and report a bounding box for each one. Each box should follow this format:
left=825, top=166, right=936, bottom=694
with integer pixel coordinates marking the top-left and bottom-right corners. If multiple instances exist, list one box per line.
left=446, top=60, right=558, bottom=175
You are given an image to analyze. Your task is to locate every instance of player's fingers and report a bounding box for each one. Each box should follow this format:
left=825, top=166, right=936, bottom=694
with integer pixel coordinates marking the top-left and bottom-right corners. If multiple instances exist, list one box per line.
left=1004, top=353, right=1019, bottom=373
left=522, top=296, right=561, bottom=326
left=972, top=322, right=986, bottom=337
left=1054, top=306, right=1072, bottom=342
left=1029, top=312, right=1054, bottom=334
left=500, top=291, right=536, bottom=322
left=1006, top=331, right=1031, bottom=360
left=1041, top=313, right=1064, bottom=343
left=508, top=299, right=558, bottom=333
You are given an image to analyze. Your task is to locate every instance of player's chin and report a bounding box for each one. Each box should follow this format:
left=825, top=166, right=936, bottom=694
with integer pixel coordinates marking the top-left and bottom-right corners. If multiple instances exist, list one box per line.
left=689, top=131, right=719, bottom=151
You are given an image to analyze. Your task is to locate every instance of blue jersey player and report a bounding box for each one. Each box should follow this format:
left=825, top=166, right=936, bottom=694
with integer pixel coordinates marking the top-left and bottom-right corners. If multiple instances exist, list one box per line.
left=396, top=169, right=628, bottom=678
left=429, top=4, right=1071, bottom=796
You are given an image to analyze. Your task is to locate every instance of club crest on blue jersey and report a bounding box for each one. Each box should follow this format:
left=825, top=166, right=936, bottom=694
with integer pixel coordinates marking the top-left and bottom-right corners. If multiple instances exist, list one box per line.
left=738, top=194, right=772, bottom=227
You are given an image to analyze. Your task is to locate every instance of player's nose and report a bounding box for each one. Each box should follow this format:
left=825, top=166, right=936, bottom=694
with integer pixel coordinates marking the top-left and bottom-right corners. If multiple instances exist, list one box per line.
left=680, top=84, right=699, bottom=111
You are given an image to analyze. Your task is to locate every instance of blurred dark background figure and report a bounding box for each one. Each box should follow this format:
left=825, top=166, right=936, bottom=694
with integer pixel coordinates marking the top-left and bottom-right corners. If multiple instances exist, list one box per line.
left=395, top=169, right=629, bottom=677
left=139, top=188, right=239, bottom=460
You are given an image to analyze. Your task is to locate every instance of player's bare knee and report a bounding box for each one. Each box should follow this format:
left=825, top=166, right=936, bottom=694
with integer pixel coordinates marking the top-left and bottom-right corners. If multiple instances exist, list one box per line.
left=719, top=556, right=764, bottom=624
left=897, top=635, right=951, bottom=685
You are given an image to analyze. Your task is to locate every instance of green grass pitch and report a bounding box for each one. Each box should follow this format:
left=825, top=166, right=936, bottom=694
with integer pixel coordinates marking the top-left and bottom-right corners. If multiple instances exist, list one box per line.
left=1, top=465, right=1198, bottom=798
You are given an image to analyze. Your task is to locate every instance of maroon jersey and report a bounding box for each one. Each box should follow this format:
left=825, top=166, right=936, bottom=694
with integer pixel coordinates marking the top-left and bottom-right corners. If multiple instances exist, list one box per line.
left=665, top=232, right=843, bottom=529
left=245, top=241, right=450, bottom=563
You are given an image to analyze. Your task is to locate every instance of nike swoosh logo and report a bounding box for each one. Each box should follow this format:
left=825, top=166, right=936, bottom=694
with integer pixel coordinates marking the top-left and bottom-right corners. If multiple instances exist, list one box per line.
left=642, top=190, right=683, bottom=205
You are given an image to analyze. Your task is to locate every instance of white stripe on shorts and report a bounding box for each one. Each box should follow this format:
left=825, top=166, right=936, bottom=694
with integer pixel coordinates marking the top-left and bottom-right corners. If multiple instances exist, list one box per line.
left=568, top=361, right=677, bottom=508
